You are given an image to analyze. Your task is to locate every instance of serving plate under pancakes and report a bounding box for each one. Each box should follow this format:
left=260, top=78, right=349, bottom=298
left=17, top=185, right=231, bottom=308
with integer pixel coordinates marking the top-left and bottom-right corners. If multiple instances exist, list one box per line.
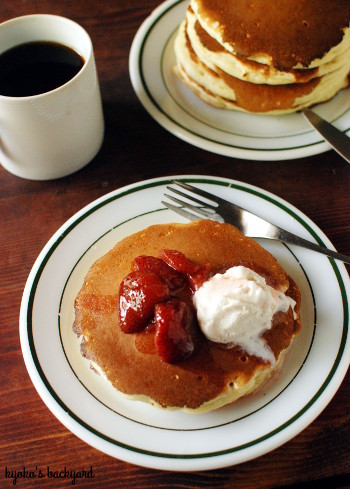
left=20, top=175, right=350, bottom=471
left=129, top=0, right=350, bottom=161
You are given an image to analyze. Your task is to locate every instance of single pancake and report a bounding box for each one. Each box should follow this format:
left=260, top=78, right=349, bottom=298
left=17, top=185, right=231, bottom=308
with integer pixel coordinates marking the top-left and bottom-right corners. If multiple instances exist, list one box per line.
left=73, top=220, right=301, bottom=412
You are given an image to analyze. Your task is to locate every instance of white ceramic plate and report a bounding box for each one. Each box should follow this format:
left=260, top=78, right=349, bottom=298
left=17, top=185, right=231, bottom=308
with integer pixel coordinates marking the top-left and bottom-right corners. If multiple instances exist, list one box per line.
left=20, top=175, right=350, bottom=471
left=129, top=0, right=350, bottom=161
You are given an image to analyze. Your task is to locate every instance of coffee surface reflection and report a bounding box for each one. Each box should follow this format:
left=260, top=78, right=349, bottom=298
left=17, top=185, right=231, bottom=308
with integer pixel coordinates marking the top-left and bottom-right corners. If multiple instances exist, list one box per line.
left=0, top=41, right=84, bottom=97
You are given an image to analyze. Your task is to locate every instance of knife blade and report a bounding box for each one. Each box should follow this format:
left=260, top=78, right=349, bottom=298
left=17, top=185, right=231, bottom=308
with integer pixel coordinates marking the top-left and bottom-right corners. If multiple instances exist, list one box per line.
left=302, top=108, right=350, bottom=164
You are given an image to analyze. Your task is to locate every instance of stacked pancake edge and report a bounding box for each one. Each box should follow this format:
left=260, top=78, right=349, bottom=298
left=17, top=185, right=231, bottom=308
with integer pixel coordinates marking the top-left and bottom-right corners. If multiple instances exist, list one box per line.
left=174, top=0, right=350, bottom=114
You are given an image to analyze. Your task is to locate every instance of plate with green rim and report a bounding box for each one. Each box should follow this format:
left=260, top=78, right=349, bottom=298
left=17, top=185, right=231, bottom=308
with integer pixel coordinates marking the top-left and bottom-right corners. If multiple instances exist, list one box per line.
left=129, top=0, right=350, bottom=161
left=20, top=175, right=350, bottom=471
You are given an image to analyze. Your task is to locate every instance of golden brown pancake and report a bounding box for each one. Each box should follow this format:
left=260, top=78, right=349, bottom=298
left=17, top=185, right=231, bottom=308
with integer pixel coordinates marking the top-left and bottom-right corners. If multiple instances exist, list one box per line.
left=192, top=0, right=350, bottom=70
left=73, top=220, right=301, bottom=412
left=174, top=1, right=350, bottom=113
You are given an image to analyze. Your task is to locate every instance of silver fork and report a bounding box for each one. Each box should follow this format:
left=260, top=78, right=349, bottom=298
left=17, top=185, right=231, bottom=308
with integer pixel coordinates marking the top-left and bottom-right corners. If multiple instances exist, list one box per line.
left=162, top=180, right=350, bottom=265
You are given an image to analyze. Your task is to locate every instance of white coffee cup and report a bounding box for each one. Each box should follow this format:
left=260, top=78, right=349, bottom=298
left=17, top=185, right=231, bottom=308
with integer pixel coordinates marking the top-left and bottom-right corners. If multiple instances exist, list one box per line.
left=0, top=14, right=104, bottom=180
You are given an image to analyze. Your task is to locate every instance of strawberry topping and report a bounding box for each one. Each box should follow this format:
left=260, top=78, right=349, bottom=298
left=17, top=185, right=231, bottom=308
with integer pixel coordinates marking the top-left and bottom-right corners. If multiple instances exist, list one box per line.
left=118, top=270, right=169, bottom=333
left=155, top=298, right=194, bottom=363
left=132, top=255, right=185, bottom=292
left=117, top=250, right=210, bottom=362
left=158, top=249, right=211, bottom=290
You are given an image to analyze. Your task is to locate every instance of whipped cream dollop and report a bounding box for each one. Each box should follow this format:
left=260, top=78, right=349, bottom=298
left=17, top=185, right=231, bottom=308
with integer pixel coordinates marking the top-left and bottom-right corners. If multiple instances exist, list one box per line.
left=193, top=266, right=296, bottom=364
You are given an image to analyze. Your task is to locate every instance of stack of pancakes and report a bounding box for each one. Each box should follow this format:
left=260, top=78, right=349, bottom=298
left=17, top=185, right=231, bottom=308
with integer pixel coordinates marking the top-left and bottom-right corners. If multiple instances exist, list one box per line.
left=73, top=220, right=301, bottom=413
left=174, top=0, right=350, bottom=113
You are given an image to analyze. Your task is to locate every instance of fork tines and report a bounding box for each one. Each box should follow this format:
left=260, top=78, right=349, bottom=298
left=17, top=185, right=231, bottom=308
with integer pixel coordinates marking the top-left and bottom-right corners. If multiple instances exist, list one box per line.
left=162, top=180, right=224, bottom=223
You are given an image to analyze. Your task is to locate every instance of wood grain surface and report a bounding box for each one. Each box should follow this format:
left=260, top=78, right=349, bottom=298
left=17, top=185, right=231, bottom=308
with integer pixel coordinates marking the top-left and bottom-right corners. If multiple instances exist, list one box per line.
left=1, top=1, right=349, bottom=487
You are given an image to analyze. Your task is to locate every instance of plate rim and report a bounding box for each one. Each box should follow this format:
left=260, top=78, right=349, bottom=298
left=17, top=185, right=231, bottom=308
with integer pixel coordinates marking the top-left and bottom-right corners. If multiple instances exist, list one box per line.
left=129, top=0, right=350, bottom=161
left=19, top=175, right=350, bottom=471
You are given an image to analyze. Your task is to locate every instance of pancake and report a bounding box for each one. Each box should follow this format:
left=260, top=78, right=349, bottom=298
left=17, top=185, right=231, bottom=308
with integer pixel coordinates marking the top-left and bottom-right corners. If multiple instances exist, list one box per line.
left=191, top=0, right=350, bottom=69
left=73, top=220, right=301, bottom=413
left=173, top=1, right=350, bottom=113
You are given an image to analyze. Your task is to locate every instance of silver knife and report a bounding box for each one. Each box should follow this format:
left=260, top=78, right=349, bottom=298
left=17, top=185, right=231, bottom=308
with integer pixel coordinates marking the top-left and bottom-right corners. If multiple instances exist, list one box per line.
left=302, top=108, right=350, bottom=164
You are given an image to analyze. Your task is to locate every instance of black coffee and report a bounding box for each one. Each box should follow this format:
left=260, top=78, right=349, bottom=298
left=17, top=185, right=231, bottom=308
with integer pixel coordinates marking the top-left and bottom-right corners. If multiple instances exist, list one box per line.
left=0, top=41, right=84, bottom=97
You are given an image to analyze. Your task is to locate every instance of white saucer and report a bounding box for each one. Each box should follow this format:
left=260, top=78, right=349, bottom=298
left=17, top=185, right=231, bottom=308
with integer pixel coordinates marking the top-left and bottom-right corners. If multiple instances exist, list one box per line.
left=20, top=175, right=350, bottom=470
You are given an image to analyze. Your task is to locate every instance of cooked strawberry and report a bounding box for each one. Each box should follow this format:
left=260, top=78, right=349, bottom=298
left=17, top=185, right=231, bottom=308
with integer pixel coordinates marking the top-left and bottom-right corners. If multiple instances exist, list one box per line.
left=154, top=298, right=194, bottom=363
left=118, top=270, right=170, bottom=333
left=159, top=249, right=211, bottom=291
left=132, top=255, right=185, bottom=292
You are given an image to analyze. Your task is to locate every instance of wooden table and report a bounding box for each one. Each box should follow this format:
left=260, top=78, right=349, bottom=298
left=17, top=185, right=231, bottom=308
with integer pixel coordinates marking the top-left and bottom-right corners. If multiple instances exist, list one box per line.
left=1, top=1, right=349, bottom=487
